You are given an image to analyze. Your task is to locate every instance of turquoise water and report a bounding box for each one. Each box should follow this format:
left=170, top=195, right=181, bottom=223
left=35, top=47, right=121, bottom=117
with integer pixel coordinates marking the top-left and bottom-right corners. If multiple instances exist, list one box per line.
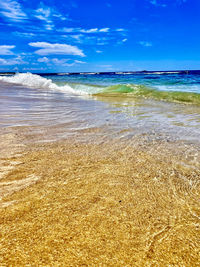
left=42, top=72, right=200, bottom=104
left=45, top=72, right=200, bottom=92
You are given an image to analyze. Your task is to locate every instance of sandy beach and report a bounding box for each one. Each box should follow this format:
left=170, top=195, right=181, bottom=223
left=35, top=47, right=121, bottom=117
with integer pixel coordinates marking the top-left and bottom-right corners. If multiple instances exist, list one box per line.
left=0, top=121, right=200, bottom=266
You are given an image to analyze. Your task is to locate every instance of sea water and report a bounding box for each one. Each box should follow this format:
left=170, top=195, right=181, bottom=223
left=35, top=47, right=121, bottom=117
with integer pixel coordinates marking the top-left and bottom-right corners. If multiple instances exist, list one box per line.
left=0, top=71, right=200, bottom=143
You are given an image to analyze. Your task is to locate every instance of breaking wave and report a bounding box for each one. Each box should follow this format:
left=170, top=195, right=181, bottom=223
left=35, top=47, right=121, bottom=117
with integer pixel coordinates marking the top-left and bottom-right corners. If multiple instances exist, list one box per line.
left=97, top=84, right=200, bottom=105
left=0, top=72, right=86, bottom=95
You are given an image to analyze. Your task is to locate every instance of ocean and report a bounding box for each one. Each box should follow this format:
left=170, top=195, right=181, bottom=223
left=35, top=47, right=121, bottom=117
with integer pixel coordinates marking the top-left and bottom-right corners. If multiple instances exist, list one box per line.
left=0, top=71, right=200, bottom=142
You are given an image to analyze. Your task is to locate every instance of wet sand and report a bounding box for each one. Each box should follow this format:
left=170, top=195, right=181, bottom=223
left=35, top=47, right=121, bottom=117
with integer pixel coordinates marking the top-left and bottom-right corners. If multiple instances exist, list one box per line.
left=0, top=125, right=200, bottom=266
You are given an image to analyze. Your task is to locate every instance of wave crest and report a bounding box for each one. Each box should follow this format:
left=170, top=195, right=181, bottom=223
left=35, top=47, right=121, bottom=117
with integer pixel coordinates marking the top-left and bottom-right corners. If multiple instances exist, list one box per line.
left=0, top=73, right=86, bottom=95
left=96, top=84, right=200, bottom=105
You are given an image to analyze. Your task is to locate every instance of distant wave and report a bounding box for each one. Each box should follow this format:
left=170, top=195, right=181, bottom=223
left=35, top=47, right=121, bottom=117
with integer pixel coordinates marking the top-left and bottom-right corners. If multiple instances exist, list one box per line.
left=144, top=71, right=181, bottom=75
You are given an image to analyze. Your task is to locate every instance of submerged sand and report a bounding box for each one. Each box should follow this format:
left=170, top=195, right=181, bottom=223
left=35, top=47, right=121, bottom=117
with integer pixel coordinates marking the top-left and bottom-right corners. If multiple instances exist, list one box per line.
left=0, top=127, right=200, bottom=266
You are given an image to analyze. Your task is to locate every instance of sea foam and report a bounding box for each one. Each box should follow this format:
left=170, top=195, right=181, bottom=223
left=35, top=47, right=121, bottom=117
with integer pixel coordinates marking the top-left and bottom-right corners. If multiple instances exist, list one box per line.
left=0, top=73, right=87, bottom=95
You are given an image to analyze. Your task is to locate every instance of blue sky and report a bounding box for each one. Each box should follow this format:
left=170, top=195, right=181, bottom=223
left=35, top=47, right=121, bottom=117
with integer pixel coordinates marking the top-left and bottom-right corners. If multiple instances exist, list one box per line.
left=0, top=0, right=199, bottom=72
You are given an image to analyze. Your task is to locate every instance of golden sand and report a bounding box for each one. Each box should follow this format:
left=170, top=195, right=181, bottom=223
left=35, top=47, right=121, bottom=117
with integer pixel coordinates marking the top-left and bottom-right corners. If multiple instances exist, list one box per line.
left=0, top=133, right=200, bottom=266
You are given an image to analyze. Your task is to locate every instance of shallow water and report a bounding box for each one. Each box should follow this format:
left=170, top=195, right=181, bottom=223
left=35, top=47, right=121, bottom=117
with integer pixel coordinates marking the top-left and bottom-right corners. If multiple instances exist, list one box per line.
left=0, top=74, right=200, bottom=144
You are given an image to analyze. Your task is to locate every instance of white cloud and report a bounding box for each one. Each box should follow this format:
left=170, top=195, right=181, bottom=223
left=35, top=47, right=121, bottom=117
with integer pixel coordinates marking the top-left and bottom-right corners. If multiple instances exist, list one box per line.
left=52, top=58, right=70, bottom=64
left=115, top=28, right=126, bottom=32
left=60, top=27, right=110, bottom=34
left=60, top=27, right=76, bottom=33
left=45, top=24, right=53, bottom=31
left=35, top=4, right=53, bottom=30
left=96, top=50, right=103, bottom=53
left=60, top=28, right=127, bottom=47
left=61, top=34, right=86, bottom=44
left=35, top=3, right=68, bottom=31
left=139, top=41, right=153, bottom=47
left=13, top=32, right=35, bottom=38
left=37, top=57, right=49, bottom=63
left=0, top=56, right=26, bottom=65
left=96, top=37, right=111, bottom=46
left=35, top=7, right=51, bottom=21
left=0, top=0, right=27, bottom=22
left=0, top=45, right=15, bottom=55
left=116, top=38, right=128, bottom=45
left=74, top=60, right=86, bottom=64
left=80, top=28, right=98, bottom=33
left=70, top=34, right=84, bottom=42
left=99, top=28, right=110, bottom=32
left=22, top=67, right=46, bottom=71
left=37, top=57, right=86, bottom=66
left=52, top=13, right=67, bottom=21
left=29, top=42, right=85, bottom=57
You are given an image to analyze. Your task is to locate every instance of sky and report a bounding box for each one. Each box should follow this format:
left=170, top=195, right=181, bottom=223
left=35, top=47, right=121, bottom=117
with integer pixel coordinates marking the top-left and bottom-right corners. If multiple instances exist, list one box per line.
left=0, top=0, right=199, bottom=72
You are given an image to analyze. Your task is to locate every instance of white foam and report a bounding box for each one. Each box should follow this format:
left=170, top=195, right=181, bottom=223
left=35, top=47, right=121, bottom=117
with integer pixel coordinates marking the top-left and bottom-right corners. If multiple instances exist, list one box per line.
left=145, top=71, right=181, bottom=75
left=0, top=73, right=87, bottom=95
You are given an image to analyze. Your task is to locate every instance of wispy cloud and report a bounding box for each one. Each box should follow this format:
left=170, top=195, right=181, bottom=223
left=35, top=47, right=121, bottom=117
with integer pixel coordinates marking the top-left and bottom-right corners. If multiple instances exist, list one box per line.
left=96, top=50, right=103, bottom=53
left=139, top=41, right=153, bottom=47
left=29, top=42, right=85, bottom=57
left=52, top=13, right=67, bottom=21
left=37, top=57, right=70, bottom=64
left=99, top=28, right=110, bottom=33
left=35, top=4, right=54, bottom=30
left=0, top=56, right=26, bottom=65
left=70, top=34, right=84, bottom=42
left=37, top=57, right=85, bottom=66
left=96, top=36, right=113, bottom=46
left=80, top=28, right=99, bottom=33
left=37, top=57, right=49, bottom=63
left=13, top=32, right=35, bottom=38
left=61, top=28, right=127, bottom=47
left=116, top=38, right=128, bottom=45
left=60, top=27, right=111, bottom=34
left=74, top=60, right=86, bottom=64
left=62, top=34, right=104, bottom=46
left=35, top=3, right=68, bottom=30
left=115, top=28, right=126, bottom=32
left=0, top=0, right=27, bottom=22
left=52, top=58, right=70, bottom=65
left=0, top=45, right=15, bottom=55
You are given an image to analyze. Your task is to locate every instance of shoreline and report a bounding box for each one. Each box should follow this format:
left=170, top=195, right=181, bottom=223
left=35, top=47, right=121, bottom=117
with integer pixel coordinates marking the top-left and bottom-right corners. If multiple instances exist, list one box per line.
left=0, top=126, right=200, bottom=265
